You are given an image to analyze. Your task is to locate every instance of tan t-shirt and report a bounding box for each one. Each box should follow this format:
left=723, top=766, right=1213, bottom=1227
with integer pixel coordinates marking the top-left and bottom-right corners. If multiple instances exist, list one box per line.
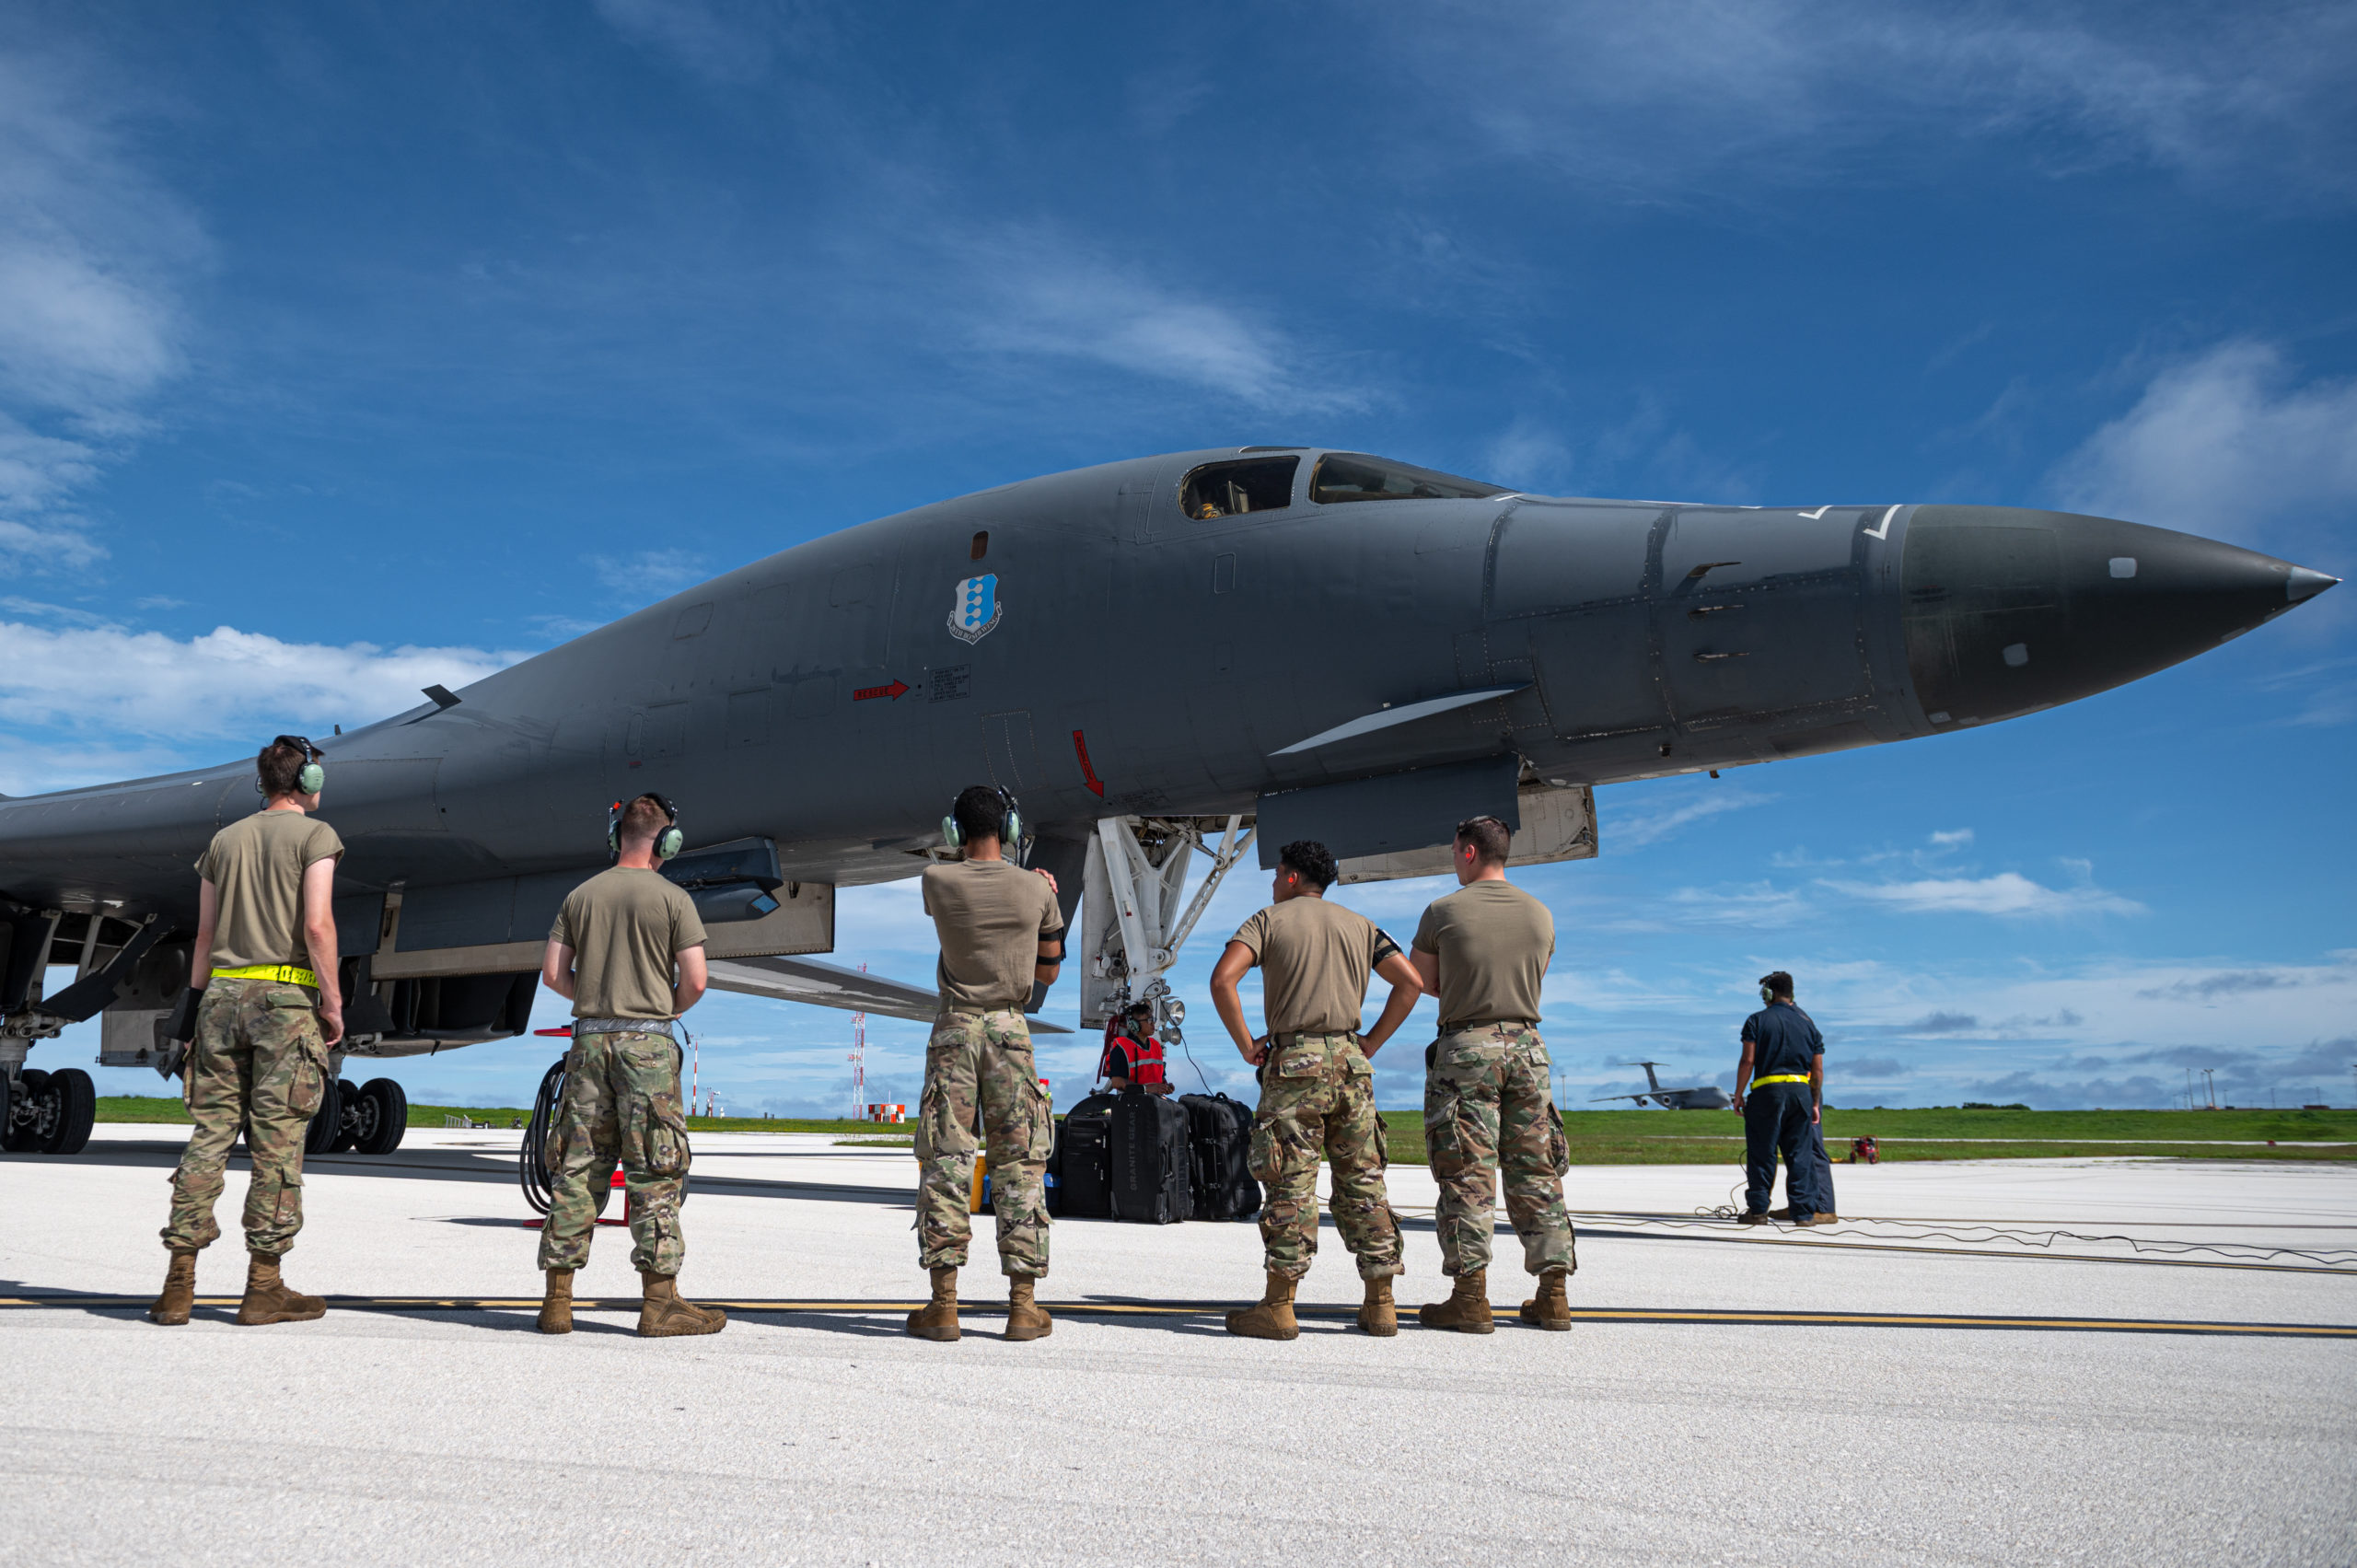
left=194, top=809, right=346, bottom=974
left=550, top=867, right=708, bottom=1021
left=1230, top=896, right=1401, bottom=1037
left=1412, top=878, right=1555, bottom=1028
left=921, top=859, right=1063, bottom=1013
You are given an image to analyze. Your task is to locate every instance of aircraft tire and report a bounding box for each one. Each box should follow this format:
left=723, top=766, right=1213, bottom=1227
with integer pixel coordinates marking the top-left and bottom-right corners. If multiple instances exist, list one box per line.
left=302, top=1077, right=342, bottom=1157
left=44, top=1068, right=95, bottom=1156
left=4, top=1068, right=52, bottom=1152
left=356, top=1078, right=407, bottom=1156
left=329, top=1077, right=363, bottom=1152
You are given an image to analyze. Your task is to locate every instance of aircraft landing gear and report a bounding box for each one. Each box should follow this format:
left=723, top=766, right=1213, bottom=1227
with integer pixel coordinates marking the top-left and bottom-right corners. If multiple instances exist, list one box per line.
left=301, top=1075, right=407, bottom=1156
left=2, top=1066, right=95, bottom=1155
left=1078, top=814, right=1257, bottom=1036
left=348, top=1077, right=408, bottom=1156
left=302, top=1077, right=343, bottom=1156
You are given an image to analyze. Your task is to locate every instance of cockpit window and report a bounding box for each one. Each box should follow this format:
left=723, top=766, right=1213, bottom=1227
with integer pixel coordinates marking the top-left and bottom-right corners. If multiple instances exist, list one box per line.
left=1179, top=457, right=1298, bottom=520
left=1308, top=452, right=1505, bottom=504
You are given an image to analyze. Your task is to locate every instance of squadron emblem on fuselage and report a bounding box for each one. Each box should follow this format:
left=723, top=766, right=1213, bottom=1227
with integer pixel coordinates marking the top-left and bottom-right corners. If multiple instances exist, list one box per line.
left=947, top=573, right=1002, bottom=645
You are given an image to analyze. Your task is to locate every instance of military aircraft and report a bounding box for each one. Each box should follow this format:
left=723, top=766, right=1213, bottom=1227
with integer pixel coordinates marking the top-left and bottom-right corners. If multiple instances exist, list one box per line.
left=1589, top=1062, right=1734, bottom=1110
left=0, top=447, right=2336, bottom=1156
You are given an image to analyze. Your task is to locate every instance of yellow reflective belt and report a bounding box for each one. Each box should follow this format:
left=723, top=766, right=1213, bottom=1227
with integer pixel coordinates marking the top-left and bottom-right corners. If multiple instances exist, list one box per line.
left=1750, top=1074, right=1811, bottom=1087
left=211, top=963, right=320, bottom=989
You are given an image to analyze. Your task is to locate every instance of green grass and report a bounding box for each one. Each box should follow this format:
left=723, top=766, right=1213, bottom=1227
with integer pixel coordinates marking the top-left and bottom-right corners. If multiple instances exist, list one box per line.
left=1369, top=1107, right=2357, bottom=1165
left=93, top=1097, right=2353, bottom=1163
left=93, top=1096, right=195, bottom=1124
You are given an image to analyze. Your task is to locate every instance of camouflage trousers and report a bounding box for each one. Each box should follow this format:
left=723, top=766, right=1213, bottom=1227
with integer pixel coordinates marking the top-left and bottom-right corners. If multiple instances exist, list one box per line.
left=1424, top=1024, right=1575, bottom=1277
left=1249, top=1032, right=1404, bottom=1282
left=914, top=1009, right=1052, bottom=1276
left=160, top=978, right=330, bottom=1257
left=537, top=1030, right=691, bottom=1276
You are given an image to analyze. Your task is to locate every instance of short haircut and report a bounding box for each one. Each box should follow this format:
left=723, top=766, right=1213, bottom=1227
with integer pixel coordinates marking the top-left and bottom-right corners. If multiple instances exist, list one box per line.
left=953, top=784, right=1010, bottom=845
left=1456, top=814, right=1512, bottom=866
left=1759, top=970, right=1794, bottom=1000
left=1277, top=839, right=1338, bottom=891
left=256, top=738, right=308, bottom=798
left=619, top=794, right=672, bottom=844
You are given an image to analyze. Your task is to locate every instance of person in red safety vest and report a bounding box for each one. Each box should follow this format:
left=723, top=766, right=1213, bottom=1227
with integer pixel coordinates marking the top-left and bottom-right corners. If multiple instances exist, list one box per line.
left=1098, top=1004, right=1168, bottom=1091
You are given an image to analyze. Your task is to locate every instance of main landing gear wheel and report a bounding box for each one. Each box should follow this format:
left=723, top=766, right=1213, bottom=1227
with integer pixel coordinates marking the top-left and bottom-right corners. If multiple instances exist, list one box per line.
left=329, top=1078, right=363, bottom=1152
left=43, top=1068, right=95, bottom=1156
left=303, top=1076, right=343, bottom=1157
left=354, top=1077, right=407, bottom=1156
left=4, top=1068, right=53, bottom=1152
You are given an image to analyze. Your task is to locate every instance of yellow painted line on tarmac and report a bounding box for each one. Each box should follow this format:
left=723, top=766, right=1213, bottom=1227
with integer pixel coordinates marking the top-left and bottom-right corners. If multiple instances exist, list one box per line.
left=5, top=1295, right=2351, bottom=1338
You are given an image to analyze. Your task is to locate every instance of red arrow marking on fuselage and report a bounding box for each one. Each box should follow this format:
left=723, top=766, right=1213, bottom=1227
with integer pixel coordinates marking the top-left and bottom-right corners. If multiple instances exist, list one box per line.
left=853, top=679, right=910, bottom=702
left=1072, top=728, right=1104, bottom=796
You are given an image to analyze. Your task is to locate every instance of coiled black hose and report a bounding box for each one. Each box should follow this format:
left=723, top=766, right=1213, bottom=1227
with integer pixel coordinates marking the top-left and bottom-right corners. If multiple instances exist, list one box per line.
left=519, top=1056, right=567, bottom=1216
left=520, top=1050, right=689, bottom=1222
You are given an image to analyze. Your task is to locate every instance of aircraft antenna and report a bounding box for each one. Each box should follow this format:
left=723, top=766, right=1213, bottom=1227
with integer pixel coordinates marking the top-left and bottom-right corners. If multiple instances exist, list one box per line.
left=848, top=964, right=867, bottom=1120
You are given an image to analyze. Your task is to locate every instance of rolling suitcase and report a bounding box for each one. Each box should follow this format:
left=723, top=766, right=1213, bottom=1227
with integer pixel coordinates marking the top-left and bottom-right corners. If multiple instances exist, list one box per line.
left=1050, top=1091, right=1119, bottom=1218
left=1109, top=1085, right=1193, bottom=1224
left=1178, top=1092, right=1260, bottom=1221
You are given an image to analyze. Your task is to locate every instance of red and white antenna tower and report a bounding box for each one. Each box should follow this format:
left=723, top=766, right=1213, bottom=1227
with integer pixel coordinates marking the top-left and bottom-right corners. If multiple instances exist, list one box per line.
left=847, top=963, right=867, bottom=1119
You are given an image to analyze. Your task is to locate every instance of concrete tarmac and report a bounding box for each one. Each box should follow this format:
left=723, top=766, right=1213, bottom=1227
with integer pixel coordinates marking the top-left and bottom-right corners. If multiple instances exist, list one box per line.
left=3, top=1125, right=2351, bottom=1565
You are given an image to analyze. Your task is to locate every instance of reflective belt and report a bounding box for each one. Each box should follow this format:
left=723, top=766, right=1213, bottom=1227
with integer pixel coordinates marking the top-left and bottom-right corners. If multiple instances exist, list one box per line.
left=1750, top=1074, right=1811, bottom=1087
left=573, top=1017, right=676, bottom=1039
left=211, top=963, right=319, bottom=989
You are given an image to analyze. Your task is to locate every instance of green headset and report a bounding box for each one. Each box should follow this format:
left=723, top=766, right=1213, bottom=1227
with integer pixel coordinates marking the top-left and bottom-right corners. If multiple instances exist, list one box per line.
left=610, top=793, right=686, bottom=861
left=942, top=785, right=1023, bottom=851
left=258, top=735, right=326, bottom=797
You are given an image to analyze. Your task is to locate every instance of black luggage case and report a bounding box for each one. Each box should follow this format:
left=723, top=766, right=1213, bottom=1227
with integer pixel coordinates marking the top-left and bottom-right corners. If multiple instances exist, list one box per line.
left=1050, top=1091, right=1119, bottom=1218
left=1178, top=1092, right=1261, bottom=1221
left=1109, top=1086, right=1193, bottom=1224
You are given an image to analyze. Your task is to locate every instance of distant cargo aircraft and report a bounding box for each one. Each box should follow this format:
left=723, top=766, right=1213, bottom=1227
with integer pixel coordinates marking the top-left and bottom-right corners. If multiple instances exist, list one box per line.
left=0, top=447, right=2335, bottom=1155
left=1590, top=1061, right=1735, bottom=1110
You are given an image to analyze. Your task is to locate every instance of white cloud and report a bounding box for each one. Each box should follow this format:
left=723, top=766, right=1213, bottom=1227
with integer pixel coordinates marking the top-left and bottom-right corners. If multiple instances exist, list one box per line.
left=2049, top=340, right=2357, bottom=553
left=1375, top=2, right=2357, bottom=205
left=1609, top=786, right=1775, bottom=849
left=1819, top=869, right=2143, bottom=918
left=0, top=50, right=203, bottom=566
left=592, top=549, right=709, bottom=596
left=591, top=0, right=794, bottom=84
left=1483, top=418, right=1576, bottom=494
left=0, top=621, right=524, bottom=781
left=967, top=233, right=1366, bottom=415
left=1929, top=828, right=1973, bottom=847
left=1662, top=881, right=1812, bottom=927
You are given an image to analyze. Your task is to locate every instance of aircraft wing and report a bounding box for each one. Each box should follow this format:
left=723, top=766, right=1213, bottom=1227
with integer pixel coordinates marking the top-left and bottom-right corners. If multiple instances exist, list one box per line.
left=1586, top=1091, right=1655, bottom=1104
left=703, top=954, right=1074, bottom=1033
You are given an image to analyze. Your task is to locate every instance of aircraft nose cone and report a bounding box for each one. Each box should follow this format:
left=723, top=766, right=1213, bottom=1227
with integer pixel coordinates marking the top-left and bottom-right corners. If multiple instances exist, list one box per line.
left=2288, top=565, right=2340, bottom=604
left=1900, top=505, right=2334, bottom=730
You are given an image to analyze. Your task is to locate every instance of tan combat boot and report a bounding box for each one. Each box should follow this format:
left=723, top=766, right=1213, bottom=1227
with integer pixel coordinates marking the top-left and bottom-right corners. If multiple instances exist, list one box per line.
left=1519, top=1268, right=1573, bottom=1330
left=235, top=1250, right=326, bottom=1325
left=538, top=1268, right=575, bottom=1335
left=1225, top=1271, right=1300, bottom=1340
left=638, top=1272, right=726, bottom=1337
left=1356, top=1274, right=1398, bottom=1337
left=148, top=1249, right=198, bottom=1326
left=1004, top=1275, right=1052, bottom=1342
left=1417, top=1269, right=1495, bottom=1333
left=907, top=1266, right=960, bottom=1342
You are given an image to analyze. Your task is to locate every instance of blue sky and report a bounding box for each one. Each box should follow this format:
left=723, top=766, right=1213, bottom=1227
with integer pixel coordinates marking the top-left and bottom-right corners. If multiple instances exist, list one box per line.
left=5, top=2, right=2352, bottom=1114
